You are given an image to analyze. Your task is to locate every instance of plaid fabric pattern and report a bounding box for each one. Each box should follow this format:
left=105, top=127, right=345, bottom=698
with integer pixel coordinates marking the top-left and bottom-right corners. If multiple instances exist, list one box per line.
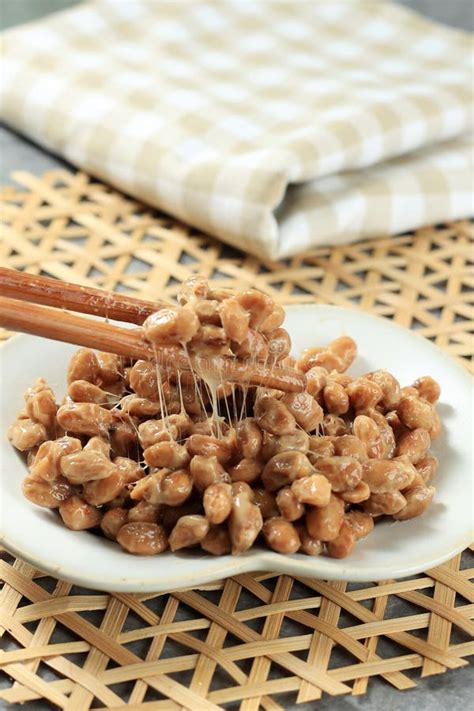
left=0, top=0, right=472, bottom=259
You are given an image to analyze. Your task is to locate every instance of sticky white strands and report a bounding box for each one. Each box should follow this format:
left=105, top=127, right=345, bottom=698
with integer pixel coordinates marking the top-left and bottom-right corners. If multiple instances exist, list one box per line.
left=218, top=369, right=233, bottom=430
left=199, top=369, right=222, bottom=439
left=95, top=389, right=122, bottom=407
left=191, top=377, right=204, bottom=423
left=249, top=343, right=263, bottom=417
left=223, top=391, right=233, bottom=431
left=182, top=343, right=209, bottom=420
left=237, top=354, right=247, bottom=424
left=110, top=397, right=125, bottom=415
left=176, top=369, right=186, bottom=422
left=200, top=376, right=213, bottom=412
left=119, top=397, right=145, bottom=464
left=238, top=357, right=251, bottom=424
left=238, top=382, right=250, bottom=424
left=211, top=384, right=222, bottom=440
left=267, top=350, right=278, bottom=384
left=160, top=373, right=172, bottom=425
left=231, top=378, right=239, bottom=427
left=238, top=354, right=254, bottom=424
left=81, top=398, right=114, bottom=407
left=111, top=394, right=142, bottom=463
left=152, top=344, right=170, bottom=437
left=295, top=421, right=307, bottom=438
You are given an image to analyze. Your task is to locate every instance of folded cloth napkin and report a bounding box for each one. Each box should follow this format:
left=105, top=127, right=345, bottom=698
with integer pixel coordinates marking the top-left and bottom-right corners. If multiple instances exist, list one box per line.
left=1, top=0, right=472, bottom=259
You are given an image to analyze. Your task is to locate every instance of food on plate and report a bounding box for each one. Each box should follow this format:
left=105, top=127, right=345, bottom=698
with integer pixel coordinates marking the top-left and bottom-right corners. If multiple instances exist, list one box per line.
left=8, top=277, right=441, bottom=558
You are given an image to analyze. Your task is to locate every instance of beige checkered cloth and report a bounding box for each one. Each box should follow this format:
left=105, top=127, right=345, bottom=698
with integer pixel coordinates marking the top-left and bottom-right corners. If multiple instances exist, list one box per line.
left=1, top=0, right=472, bottom=259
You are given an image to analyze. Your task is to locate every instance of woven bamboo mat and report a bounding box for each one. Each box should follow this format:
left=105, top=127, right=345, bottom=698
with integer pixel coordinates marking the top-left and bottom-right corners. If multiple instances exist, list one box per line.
left=0, top=169, right=473, bottom=710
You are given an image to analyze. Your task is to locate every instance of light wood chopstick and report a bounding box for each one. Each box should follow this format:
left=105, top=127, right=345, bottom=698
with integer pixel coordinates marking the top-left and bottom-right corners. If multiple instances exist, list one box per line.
left=0, top=295, right=306, bottom=393
left=0, top=295, right=154, bottom=359
left=0, top=267, right=163, bottom=324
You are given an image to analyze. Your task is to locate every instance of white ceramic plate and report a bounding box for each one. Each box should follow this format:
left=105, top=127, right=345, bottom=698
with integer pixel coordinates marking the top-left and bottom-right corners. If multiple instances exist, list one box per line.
left=1, top=305, right=472, bottom=592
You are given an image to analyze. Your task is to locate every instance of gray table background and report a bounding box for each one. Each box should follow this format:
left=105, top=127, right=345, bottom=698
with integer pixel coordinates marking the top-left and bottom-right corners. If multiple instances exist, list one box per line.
left=0, top=1, right=472, bottom=709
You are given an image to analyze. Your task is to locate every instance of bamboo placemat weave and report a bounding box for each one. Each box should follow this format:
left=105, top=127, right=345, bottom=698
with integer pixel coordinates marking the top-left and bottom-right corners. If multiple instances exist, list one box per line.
left=0, top=169, right=473, bottom=710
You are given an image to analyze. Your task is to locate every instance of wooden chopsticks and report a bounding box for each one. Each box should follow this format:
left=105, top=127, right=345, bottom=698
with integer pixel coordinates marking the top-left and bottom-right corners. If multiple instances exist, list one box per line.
left=0, top=295, right=153, bottom=360
left=0, top=267, right=163, bottom=324
left=0, top=269, right=306, bottom=393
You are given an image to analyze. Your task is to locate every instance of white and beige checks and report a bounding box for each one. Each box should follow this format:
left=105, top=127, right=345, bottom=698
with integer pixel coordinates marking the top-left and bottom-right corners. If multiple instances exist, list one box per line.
left=1, top=0, right=472, bottom=259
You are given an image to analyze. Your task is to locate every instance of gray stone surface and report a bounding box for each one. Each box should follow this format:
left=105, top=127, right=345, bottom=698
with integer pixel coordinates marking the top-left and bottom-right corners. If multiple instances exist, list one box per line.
left=0, top=1, right=472, bottom=709
left=397, top=0, right=473, bottom=31
left=0, top=125, right=71, bottom=183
